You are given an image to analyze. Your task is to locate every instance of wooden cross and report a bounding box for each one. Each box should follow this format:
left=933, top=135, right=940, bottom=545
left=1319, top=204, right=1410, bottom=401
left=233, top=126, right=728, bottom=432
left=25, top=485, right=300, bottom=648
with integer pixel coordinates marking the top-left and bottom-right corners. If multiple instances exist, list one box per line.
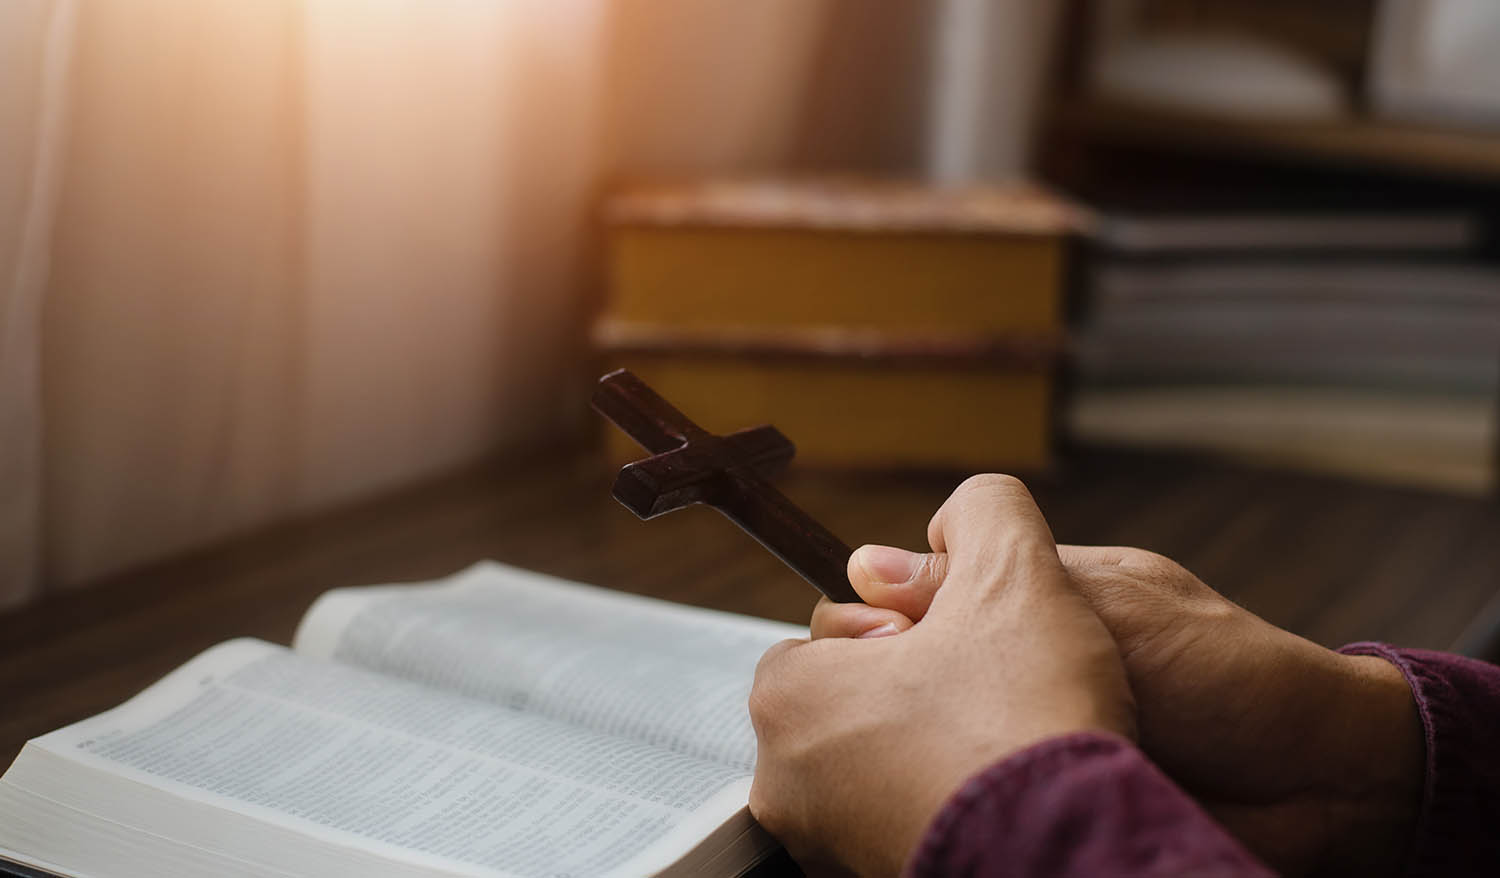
left=592, top=368, right=859, bottom=603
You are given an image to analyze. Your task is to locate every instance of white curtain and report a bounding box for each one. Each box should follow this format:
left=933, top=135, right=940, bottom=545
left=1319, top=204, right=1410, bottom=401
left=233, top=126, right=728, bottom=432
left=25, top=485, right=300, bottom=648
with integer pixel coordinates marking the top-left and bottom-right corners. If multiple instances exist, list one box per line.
left=1, top=0, right=74, bottom=606
left=0, top=0, right=1057, bottom=607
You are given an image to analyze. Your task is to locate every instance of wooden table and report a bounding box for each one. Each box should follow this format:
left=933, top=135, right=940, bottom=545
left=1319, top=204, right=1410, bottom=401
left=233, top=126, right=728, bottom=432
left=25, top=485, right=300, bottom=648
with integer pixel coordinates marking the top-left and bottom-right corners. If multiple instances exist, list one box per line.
left=2, top=446, right=1497, bottom=873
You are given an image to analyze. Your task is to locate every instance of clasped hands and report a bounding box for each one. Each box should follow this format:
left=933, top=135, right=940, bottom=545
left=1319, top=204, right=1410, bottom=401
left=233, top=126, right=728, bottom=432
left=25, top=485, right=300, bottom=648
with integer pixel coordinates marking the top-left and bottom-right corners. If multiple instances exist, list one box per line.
left=748, top=475, right=1425, bottom=877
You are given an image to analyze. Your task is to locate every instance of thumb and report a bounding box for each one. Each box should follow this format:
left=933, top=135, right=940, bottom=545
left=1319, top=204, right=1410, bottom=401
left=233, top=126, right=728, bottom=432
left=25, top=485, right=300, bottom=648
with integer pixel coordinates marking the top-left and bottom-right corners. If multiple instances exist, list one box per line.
left=846, top=545, right=948, bottom=622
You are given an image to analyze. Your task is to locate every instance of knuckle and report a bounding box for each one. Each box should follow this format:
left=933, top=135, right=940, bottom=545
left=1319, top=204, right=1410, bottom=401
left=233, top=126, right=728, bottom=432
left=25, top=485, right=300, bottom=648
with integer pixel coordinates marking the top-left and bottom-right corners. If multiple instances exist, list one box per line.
left=746, top=680, right=775, bottom=724
left=1078, top=568, right=1138, bottom=608
left=1124, top=549, right=1211, bottom=600
left=747, top=781, right=788, bottom=837
left=1136, top=550, right=1186, bottom=581
left=1196, top=595, right=1238, bottom=623
left=808, top=600, right=847, bottom=637
left=746, top=782, right=768, bottom=820
left=753, top=638, right=797, bottom=679
left=933, top=475, right=1033, bottom=547
left=1122, top=547, right=1173, bottom=572
left=747, top=672, right=795, bottom=739
left=957, top=472, right=1028, bottom=499
left=913, top=551, right=948, bottom=586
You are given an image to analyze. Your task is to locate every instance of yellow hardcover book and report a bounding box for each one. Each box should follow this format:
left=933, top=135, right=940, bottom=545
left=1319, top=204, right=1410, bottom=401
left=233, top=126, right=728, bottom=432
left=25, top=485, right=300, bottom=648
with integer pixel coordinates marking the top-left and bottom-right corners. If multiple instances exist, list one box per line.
left=599, top=179, right=1087, bottom=470
left=603, top=356, right=1055, bottom=471
left=606, top=179, right=1086, bottom=333
left=610, top=227, right=1065, bottom=333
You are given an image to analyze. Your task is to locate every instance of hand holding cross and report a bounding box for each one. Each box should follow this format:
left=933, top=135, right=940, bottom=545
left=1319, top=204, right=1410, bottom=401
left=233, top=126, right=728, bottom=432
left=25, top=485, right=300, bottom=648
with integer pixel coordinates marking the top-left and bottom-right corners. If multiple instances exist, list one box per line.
left=592, top=369, right=860, bottom=603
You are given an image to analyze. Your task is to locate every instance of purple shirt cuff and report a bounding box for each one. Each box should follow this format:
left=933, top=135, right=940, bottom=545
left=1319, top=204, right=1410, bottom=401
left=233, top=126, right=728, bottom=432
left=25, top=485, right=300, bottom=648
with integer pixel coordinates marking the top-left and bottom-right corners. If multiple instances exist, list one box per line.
left=1338, top=642, right=1500, bottom=877
left=904, top=731, right=1271, bottom=878
left=906, top=645, right=1500, bottom=877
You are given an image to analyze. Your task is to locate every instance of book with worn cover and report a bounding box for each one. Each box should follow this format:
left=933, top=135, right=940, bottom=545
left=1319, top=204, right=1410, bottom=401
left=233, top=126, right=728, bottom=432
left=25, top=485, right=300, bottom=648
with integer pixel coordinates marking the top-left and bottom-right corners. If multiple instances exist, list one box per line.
left=1069, top=204, right=1500, bottom=494
left=0, top=562, right=802, bottom=878
left=599, top=178, right=1088, bottom=471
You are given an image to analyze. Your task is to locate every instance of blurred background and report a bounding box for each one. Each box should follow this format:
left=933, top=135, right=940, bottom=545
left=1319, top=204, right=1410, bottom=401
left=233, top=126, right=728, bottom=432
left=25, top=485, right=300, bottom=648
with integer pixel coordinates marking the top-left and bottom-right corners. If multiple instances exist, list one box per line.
left=3, top=0, right=1499, bottom=657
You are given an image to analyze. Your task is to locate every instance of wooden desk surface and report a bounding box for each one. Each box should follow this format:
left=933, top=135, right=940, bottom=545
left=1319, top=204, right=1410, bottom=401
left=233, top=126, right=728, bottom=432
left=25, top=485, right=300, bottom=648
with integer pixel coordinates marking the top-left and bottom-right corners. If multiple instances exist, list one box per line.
left=2, top=446, right=1497, bottom=868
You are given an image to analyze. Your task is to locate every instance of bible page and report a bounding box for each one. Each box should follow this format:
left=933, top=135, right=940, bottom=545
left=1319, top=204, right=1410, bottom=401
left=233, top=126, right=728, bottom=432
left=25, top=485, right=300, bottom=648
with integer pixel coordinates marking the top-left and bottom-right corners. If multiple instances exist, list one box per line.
left=294, top=562, right=806, bottom=769
left=0, top=639, right=761, bottom=878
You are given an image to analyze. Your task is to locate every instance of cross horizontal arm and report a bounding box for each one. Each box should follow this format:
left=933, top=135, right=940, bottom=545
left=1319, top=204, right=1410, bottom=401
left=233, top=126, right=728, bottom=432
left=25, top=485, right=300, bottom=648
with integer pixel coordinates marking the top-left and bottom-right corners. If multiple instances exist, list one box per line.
left=611, top=425, right=795, bottom=518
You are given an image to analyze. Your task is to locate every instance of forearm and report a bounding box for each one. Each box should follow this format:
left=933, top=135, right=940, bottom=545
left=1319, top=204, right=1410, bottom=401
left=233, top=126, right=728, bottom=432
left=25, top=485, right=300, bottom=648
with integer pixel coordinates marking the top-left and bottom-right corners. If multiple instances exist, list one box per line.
left=906, top=732, right=1273, bottom=878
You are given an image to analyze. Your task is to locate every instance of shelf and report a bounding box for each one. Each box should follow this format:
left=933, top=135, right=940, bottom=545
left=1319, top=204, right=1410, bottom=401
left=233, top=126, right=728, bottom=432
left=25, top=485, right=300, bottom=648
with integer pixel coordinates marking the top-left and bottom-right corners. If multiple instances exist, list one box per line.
left=1050, top=99, right=1500, bottom=183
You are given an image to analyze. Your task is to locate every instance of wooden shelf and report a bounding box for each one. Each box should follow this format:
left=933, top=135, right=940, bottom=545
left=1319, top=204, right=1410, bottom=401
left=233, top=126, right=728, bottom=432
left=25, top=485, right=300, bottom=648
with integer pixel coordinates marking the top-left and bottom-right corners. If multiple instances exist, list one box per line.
left=1051, top=99, right=1500, bottom=183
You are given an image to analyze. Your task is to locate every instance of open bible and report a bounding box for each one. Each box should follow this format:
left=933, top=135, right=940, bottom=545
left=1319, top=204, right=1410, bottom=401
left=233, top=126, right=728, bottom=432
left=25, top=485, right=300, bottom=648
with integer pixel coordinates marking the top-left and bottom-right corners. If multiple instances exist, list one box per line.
left=0, top=562, right=805, bottom=877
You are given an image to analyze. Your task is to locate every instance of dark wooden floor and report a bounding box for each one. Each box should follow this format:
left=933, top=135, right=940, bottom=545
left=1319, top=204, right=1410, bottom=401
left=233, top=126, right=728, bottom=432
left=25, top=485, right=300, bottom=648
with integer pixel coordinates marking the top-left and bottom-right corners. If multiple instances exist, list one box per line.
left=3, top=446, right=1498, bottom=771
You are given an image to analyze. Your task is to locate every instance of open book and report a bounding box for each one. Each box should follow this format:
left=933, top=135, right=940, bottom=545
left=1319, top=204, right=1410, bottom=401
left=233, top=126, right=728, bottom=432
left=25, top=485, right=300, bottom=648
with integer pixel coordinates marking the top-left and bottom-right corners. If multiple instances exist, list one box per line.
left=0, top=562, right=805, bottom=877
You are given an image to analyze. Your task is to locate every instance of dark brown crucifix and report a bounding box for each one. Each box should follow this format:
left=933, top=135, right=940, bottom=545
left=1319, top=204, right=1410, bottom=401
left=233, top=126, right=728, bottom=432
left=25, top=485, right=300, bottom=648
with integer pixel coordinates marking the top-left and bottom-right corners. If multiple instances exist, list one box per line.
left=592, top=369, right=860, bottom=603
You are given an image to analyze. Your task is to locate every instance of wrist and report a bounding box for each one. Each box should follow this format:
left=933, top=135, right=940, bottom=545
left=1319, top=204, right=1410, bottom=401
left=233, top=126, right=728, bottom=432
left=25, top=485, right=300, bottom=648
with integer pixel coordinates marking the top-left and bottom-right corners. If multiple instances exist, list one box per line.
left=892, top=721, right=1126, bottom=875
left=1311, top=651, right=1425, bottom=874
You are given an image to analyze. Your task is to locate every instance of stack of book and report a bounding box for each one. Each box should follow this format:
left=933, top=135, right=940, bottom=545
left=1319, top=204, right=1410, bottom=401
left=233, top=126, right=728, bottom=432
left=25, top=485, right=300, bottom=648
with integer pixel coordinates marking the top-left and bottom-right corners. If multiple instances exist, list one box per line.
left=597, top=179, right=1089, bottom=471
left=1068, top=210, right=1500, bottom=493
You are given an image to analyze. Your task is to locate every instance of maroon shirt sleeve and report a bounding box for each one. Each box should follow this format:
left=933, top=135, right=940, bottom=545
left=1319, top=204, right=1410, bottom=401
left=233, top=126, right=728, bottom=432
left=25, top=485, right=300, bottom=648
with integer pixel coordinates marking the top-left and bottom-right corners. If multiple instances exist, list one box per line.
left=904, top=732, right=1272, bottom=878
left=906, top=646, right=1500, bottom=878
left=1338, top=643, right=1500, bottom=877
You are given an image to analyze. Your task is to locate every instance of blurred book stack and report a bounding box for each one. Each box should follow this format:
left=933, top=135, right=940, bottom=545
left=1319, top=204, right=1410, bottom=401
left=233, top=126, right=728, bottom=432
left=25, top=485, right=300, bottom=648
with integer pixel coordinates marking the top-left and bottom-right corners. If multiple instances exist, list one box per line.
left=596, top=179, right=1088, bottom=470
left=1068, top=209, right=1500, bottom=493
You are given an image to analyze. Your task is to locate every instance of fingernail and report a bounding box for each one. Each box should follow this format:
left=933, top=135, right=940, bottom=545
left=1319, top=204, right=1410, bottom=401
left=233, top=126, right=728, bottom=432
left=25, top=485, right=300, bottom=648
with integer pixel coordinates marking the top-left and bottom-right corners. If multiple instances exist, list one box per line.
left=857, top=545, right=920, bottom=585
left=857, top=622, right=901, bottom=639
